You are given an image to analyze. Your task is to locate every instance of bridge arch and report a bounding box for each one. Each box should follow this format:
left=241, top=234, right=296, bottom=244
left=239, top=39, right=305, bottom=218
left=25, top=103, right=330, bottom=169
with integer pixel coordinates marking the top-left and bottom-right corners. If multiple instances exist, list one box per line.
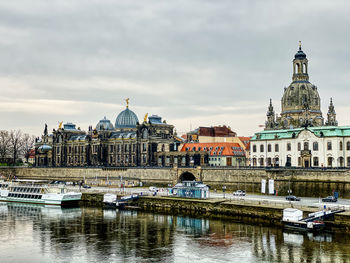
left=179, top=172, right=196, bottom=182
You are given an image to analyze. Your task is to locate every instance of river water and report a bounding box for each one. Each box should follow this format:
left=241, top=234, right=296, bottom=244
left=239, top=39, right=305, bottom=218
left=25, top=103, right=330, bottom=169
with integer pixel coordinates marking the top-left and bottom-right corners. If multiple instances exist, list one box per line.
left=0, top=203, right=349, bottom=263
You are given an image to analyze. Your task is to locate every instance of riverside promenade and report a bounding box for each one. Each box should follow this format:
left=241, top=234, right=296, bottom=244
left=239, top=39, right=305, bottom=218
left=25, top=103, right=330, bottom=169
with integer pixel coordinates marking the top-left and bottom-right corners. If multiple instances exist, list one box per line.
left=78, top=186, right=350, bottom=230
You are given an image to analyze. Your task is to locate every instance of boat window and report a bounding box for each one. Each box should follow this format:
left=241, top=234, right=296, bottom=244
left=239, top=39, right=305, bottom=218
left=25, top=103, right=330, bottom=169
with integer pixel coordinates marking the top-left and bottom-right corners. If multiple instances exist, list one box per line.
left=38, top=195, right=42, bottom=199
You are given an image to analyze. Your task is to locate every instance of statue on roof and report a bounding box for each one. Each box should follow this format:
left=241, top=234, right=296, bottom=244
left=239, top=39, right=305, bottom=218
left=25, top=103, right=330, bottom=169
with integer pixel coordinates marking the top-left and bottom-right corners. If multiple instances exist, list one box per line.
left=125, top=98, right=130, bottom=108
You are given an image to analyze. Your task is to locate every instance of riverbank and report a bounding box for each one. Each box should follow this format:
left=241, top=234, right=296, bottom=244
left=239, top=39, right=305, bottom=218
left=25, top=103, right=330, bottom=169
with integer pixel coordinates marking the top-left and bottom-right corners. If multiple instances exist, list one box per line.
left=80, top=192, right=350, bottom=230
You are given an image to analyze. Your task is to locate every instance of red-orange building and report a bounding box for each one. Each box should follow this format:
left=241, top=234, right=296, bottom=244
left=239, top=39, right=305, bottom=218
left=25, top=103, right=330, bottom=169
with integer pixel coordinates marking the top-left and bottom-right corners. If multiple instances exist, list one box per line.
left=181, top=142, right=245, bottom=167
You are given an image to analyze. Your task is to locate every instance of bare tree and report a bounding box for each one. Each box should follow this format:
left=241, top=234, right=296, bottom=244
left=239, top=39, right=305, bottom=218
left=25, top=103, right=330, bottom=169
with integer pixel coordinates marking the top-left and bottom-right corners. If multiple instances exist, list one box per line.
left=22, top=133, right=36, bottom=163
left=9, top=130, right=23, bottom=165
left=0, top=130, right=10, bottom=162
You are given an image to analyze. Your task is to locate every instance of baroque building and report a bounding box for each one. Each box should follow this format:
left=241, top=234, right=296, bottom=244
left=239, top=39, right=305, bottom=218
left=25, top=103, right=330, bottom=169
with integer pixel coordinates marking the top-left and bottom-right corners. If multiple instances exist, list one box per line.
left=251, top=44, right=350, bottom=168
left=265, top=43, right=335, bottom=130
left=35, top=101, right=182, bottom=167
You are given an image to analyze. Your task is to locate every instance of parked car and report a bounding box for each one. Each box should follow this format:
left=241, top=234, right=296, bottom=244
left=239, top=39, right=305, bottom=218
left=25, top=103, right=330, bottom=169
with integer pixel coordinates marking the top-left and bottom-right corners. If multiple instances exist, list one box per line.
left=322, top=196, right=337, bottom=202
left=82, top=184, right=91, bottom=189
left=285, top=195, right=301, bottom=201
left=233, top=190, right=246, bottom=196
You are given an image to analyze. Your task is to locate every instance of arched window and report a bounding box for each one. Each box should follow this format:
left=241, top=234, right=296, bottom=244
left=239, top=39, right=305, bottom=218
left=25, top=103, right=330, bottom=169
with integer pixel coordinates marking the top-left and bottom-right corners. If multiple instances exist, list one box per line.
left=267, top=158, right=272, bottom=166
left=267, top=144, right=271, bottom=152
left=142, top=129, right=148, bottom=139
left=260, top=144, right=264, bottom=152
left=287, top=143, right=291, bottom=151
left=313, top=157, right=319, bottom=167
left=304, top=142, right=309, bottom=151
left=347, top=157, right=350, bottom=167
left=340, top=141, right=343, bottom=151
left=313, top=142, right=318, bottom=151
left=328, top=157, right=333, bottom=167
left=298, top=142, right=301, bottom=151
left=253, top=145, right=257, bottom=152
left=347, top=142, right=350, bottom=151
left=253, top=158, right=257, bottom=166
left=259, top=158, right=264, bottom=166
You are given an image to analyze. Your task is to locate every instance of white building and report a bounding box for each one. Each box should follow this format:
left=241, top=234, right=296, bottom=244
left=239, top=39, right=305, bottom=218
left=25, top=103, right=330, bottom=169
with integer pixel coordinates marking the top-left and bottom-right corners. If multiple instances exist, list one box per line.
left=250, top=126, right=350, bottom=168
left=251, top=44, right=348, bottom=168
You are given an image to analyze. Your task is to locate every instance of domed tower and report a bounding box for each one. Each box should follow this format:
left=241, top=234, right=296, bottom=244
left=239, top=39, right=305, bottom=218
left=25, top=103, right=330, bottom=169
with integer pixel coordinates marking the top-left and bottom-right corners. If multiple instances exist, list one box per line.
left=280, top=42, right=323, bottom=128
left=96, top=116, right=114, bottom=131
left=115, top=99, right=139, bottom=129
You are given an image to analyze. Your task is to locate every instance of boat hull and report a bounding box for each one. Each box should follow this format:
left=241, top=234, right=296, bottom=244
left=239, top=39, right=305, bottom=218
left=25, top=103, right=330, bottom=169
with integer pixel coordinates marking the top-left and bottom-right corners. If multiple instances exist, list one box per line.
left=283, top=221, right=325, bottom=232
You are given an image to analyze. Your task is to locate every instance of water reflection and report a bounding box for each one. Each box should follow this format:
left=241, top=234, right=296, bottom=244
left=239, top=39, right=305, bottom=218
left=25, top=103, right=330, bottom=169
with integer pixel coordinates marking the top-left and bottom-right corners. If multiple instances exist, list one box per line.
left=0, top=203, right=350, bottom=263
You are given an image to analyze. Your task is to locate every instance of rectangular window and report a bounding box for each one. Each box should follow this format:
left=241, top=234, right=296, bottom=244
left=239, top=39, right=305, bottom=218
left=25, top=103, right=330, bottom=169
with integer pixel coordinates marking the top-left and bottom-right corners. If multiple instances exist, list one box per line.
left=275, top=144, right=279, bottom=152
left=287, top=143, right=291, bottom=151
left=260, top=144, right=264, bottom=152
left=267, top=144, right=271, bottom=152
left=327, top=141, right=332, bottom=151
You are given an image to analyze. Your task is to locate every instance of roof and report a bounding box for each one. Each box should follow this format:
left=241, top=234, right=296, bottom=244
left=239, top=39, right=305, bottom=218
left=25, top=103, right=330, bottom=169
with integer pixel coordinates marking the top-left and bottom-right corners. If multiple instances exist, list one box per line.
left=180, top=142, right=245, bottom=156
left=68, top=135, right=87, bottom=141
left=238, top=136, right=251, bottom=149
left=115, top=107, right=139, bottom=129
left=96, top=116, right=114, bottom=131
left=148, top=115, right=164, bottom=124
left=109, top=131, right=137, bottom=139
left=251, top=126, right=350, bottom=141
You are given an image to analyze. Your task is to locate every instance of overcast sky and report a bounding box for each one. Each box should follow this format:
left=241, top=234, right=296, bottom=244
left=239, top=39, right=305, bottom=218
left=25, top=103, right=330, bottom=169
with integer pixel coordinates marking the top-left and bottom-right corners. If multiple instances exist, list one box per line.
left=1, top=0, right=350, bottom=137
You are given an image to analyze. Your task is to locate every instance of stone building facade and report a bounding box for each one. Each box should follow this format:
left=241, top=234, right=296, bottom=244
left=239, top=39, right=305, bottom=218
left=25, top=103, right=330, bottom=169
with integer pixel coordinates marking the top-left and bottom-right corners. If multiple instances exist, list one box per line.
left=35, top=103, right=181, bottom=167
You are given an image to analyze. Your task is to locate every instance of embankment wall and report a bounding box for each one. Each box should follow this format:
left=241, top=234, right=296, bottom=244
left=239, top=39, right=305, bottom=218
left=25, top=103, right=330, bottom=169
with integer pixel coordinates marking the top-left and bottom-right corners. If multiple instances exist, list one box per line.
left=2, top=167, right=350, bottom=198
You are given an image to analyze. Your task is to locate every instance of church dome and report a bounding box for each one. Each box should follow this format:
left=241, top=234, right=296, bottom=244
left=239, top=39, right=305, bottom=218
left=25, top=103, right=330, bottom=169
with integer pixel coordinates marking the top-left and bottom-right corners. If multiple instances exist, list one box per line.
left=115, top=107, right=139, bottom=128
left=294, top=49, right=306, bottom=59
left=96, top=116, right=114, bottom=131
left=282, top=82, right=321, bottom=114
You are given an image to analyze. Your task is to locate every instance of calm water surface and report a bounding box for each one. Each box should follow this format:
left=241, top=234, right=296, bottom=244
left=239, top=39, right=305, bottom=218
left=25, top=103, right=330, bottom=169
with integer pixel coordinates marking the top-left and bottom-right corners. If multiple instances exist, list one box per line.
left=0, top=203, right=350, bottom=263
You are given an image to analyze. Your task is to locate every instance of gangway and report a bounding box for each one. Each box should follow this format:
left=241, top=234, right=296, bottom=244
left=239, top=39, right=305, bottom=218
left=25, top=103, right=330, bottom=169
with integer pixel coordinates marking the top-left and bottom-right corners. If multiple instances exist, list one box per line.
left=301, top=208, right=345, bottom=222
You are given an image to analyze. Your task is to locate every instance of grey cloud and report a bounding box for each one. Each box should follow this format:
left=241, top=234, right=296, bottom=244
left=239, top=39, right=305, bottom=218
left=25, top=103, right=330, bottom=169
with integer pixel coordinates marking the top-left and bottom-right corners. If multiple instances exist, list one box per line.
left=1, top=0, right=350, bottom=136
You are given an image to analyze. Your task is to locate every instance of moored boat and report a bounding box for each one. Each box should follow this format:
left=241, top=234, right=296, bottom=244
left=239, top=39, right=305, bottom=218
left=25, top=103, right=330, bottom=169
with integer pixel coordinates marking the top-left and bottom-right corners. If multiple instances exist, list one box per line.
left=0, top=182, right=82, bottom=206
left=103, top=193, right=139, bottom=208
left=282, top=208, right=325, bottom=231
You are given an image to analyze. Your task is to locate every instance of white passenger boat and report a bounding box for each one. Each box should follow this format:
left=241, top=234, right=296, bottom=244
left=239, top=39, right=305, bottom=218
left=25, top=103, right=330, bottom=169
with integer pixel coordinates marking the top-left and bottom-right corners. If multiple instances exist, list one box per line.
left=0, top=182, right=82, bottom=206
